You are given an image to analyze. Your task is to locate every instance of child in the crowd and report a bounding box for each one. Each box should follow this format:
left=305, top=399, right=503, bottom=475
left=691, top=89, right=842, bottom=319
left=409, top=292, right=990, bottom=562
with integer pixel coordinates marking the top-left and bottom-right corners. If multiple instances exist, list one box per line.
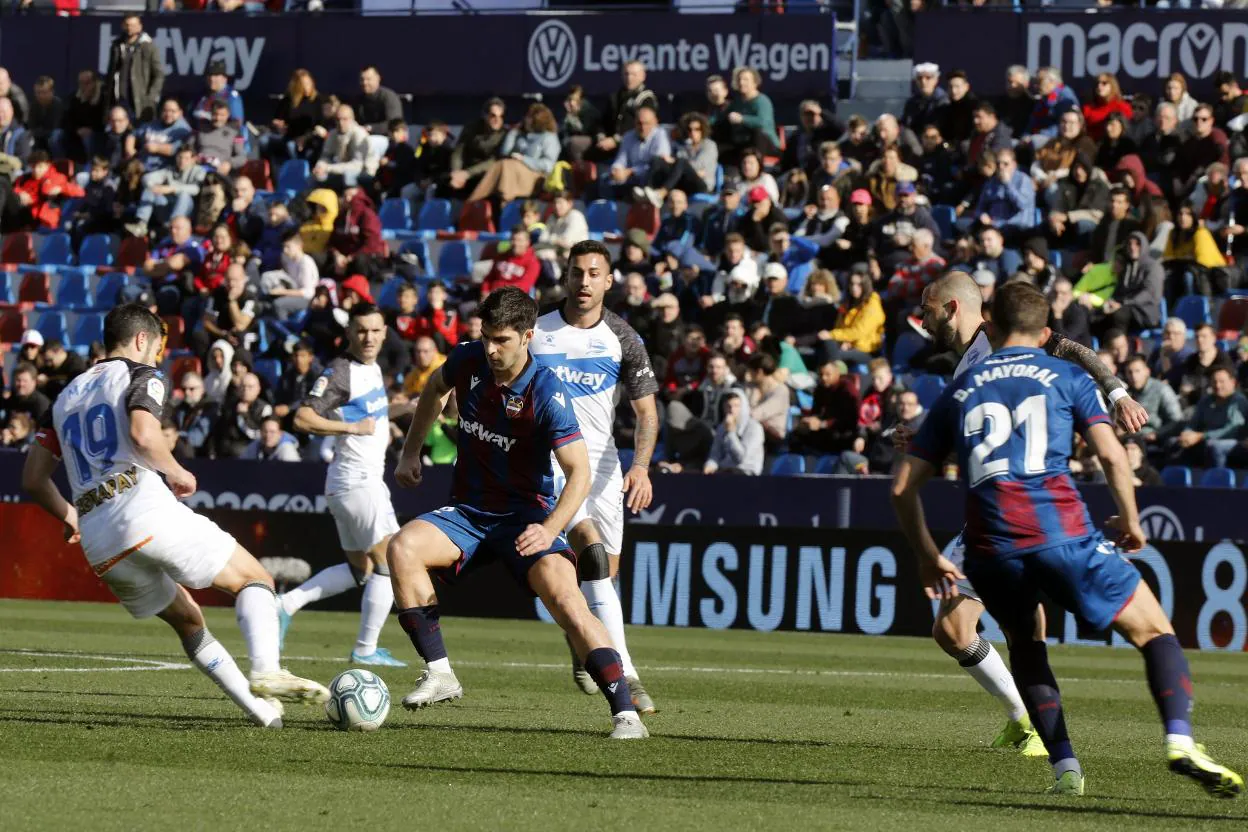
left=254, top=201, right=295, bottom=273
left=382, top=118, right=418, bottom=199
left=70, top=156, right=118, bottom=248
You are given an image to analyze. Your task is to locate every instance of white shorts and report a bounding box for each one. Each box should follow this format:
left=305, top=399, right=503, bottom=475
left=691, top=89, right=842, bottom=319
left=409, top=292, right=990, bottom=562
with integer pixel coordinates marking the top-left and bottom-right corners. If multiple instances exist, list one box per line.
left=327, top=481, right=400, bottom=553
left=555, top=462, right=625, bottom=556
left=943, top=530, right=981, bottom=602
left=84, top=502, right=237, bottom=619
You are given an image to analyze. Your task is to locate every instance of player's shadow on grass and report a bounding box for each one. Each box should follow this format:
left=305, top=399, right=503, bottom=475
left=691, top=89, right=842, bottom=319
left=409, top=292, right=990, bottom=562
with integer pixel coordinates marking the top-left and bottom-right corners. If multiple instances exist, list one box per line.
left=909, top=795, right=1244, bottom=823
left=10, top=687, right=221, bottom=703
left=386, top=720, right=850, bottom=748
left=0, top=707, right=254, bottom=731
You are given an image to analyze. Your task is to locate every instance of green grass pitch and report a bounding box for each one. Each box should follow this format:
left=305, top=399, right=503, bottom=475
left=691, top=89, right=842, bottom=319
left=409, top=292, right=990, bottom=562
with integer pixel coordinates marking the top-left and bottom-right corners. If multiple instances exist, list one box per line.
left=1, top=599, right=1246, bottom=831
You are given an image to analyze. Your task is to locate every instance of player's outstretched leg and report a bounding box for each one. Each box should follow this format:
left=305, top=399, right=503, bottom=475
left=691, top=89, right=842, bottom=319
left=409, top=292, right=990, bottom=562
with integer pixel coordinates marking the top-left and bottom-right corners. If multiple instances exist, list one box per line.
left=934, top=596, right=1043, bottom=756
left=157, top=585, right=283, bottom=728
left=571, top=523, right=655, bottom=714
left=388, top=521, right=466, bottom=709
left=213, top=545, right=330, bottom=704
left=350, top=539, right=406, bottom=667
left=277, top=561, right=364, bottom=650
left=1113, top=582, right=1243, bottom=798
left=1006, top=634, right=1083, bottom=795
left=528, top=552, right=647, bottom=740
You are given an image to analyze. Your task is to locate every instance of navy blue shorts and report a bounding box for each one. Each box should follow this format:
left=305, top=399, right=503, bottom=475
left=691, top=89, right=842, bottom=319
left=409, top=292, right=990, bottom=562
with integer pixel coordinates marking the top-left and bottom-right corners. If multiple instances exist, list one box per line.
left=418, top=504, right=575, bottom=587
left=963, top=534, right=1142, bottom=632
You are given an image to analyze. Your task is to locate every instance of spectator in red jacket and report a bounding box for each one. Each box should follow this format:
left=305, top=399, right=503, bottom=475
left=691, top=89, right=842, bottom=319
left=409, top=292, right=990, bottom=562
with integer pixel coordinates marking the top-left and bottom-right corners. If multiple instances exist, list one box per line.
left=328, top=183, right=384, bottom=280
left=1081, top=73, right=1133, bottom=142
left=197, top=223, right=234, bottom=294
left=13, top=150, right=84, bottom=230
left=481, top=225, right=540, bottom=297
left=664, top=325, right=712, bottom=395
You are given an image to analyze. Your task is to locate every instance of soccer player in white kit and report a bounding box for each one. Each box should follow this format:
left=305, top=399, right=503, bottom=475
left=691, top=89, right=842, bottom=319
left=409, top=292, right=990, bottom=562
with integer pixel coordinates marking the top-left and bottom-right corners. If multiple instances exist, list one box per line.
left=897, top=273, right=1148, bottom=753
left=532, top=239, right=661, bottom=714
left=278, top=303, right=408, bottom=666
left=21, top=304, right=328, bottom=728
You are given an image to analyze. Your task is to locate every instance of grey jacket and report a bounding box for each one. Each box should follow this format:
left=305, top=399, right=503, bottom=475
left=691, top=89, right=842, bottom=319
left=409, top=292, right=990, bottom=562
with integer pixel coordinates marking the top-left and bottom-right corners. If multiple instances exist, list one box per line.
left=1131, top=376, right=1183, bottom=436
left=1114, top=231, right=1166, bottom=330
left=318, top=124, right=370, bottom=176
left=706, top=389, right=765, bottom=476
left=501, top=128, right=560, bottom=176
left=143, top=164, right=206, bottom=196
left=677, top=137, right=719, bottom=191
left=106, top=32, right=165, bottom=122
left=194, top=125, right=247, bottom=172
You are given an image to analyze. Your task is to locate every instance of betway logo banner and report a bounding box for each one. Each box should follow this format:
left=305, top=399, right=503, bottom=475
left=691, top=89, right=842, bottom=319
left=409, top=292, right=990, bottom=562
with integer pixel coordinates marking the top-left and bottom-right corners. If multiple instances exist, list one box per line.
left=525, top=14, right=835, bottom=93
left=1027, top=18, right=1248, bottom=82
left=96, top=23, right=266, bottom=91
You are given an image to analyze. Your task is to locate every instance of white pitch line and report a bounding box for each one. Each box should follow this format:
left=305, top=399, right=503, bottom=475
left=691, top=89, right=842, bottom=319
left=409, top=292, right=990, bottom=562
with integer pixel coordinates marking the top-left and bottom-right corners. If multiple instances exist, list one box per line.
left=0, top=650, right=190, bottom=673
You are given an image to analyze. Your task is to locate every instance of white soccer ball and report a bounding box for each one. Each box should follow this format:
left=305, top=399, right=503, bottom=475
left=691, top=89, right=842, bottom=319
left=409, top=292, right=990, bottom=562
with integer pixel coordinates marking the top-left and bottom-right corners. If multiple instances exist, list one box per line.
left=325, top=668, right=390, bottom=732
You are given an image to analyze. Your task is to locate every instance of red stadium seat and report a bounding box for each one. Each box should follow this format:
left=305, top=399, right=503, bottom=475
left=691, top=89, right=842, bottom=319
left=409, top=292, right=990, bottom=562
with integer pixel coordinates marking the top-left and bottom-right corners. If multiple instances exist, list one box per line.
left=571, top=161, right=597, bottom=199
left=1218, top=296, right=1248, bottom=340
left=169, top=355, right=202, bottom=389
left=161, top=315, right=186, bottom=350
left=118, top=236, right=149, bottom=270
left=241, top=159, right=272, bottom=191
left=0, top=305, right=25, bottom=342
left=17, top=271, right=50, bottom=304
left=2, top=232, right=35, bottom=266
left=625, top=202, right=660, bottom=240
left=459, top=200, right=495, bottom=234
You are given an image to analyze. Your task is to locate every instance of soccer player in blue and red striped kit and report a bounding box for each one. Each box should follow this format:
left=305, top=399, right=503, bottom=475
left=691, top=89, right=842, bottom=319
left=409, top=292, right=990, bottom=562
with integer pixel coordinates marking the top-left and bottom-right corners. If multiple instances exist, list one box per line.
left=386, top=286, right=647, bottom=739
left=892, top=281, right=1241, bottom=798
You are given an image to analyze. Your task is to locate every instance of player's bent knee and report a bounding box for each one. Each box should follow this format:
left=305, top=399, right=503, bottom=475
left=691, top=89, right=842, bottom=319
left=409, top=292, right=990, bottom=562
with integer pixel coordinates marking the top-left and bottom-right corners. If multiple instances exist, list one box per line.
left=157, top=588, right=206, bottom=638
left=577, top=542, right=610, bottom=582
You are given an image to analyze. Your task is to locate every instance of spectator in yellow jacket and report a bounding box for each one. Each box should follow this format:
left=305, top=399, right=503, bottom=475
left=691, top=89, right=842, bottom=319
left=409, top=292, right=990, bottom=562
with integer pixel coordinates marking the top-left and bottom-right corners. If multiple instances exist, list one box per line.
left=299, top=188, right=338, bottom=257
left=815, top=271, right=886, bottom=365
left=1163, top=201, right=1227, bottom=298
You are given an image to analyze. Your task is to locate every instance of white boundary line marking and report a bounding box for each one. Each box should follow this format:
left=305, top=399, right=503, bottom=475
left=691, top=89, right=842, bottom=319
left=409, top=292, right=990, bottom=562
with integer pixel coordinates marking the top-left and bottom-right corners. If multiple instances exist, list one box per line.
left=0, top=650, right=190, bottom=673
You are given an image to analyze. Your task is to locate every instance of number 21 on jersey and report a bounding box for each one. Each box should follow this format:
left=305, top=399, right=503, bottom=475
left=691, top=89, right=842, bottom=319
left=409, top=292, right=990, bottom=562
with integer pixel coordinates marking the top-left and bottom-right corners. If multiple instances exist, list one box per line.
left=61, top=404, right=119, bottom=486
left=963, top=395, right=1047, bottom=487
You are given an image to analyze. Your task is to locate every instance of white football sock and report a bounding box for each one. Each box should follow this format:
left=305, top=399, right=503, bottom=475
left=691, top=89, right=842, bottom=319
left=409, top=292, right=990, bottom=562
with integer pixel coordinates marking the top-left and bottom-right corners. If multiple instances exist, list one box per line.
left=281, top=563, right=358, bottom=615
left=427, top=657, right=452, bottom=674
left=236, top=582, right=281, bottom=673
left=354, top=572, right=394, bottom=655
left=183, top=629, right=269, bottom=723
left=582, top=578, right=637, bottom=678
left=960, top=638, right=1028, bottom=721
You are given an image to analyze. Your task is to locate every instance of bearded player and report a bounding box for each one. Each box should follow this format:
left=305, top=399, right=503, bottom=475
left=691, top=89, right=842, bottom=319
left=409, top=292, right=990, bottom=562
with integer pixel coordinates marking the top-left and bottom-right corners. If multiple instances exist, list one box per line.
left=532, top=239, right=660, bottom=714
left=898, top=272, right=1149, bottom=755
left=22, top=304, right=327, bottom=728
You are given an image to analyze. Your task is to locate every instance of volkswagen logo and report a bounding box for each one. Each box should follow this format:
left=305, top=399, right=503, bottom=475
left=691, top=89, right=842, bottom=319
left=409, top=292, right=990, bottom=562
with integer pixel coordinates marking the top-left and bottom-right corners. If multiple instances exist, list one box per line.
left=1139, top=505, right=1185, bottom=542
left=529, top=20, right=577, bottom=89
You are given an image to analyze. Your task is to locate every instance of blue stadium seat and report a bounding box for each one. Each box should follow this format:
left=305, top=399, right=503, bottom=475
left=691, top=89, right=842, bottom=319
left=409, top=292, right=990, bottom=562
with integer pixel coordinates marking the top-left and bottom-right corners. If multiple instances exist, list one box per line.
left=376, top=277, right=407, bottom=310
left=276, top=159, right=310, bottom=194
left=690, top=165, right=724, bottom=205
left=932, top=204, right=956, bottom=241
left=55, top=269, right=92, bottom=310
left=254, top=358, right=282, bottom=391
left=397, top=239, right=434, bottom=277
left=437, top=241, right=473, bottom=280
left=78, top=234, right=116, bottom=267
left=497, top=200, right=525, bottom=233
left=378, top=198, right=412, bottom=234
left=36, top=232, right=74, bottom=267
left=618, top=448, right=635, bottom=471
left=795, top=388, right=814, bottom=411
left=0, top=270, right=12, bottom=304
left=71, top=312, right=104, bottom=348
left=1160, top=465, right=1193, bottom=487
left=813, top=454, right=841, bottom=474
left=910, top=374, right=946, bottom=409
left=1199, top=467, right=1235, bottom=488
left=787, top=260, right=816, bottom=295
left=1140, top=297, right=1168, bottom=340
left=586, top=200, right=621, bottom=235
left=417, top=199, right=454, bottom=232
left=94, top=272, right=128, bottom=309
left=892, top=331, right=926, bottom=372
left=1173, top=295, right=1211, bottom=332
left=34, top=310, right=67, bottom=344
left=769, top=453, right=806, bottom=476
left=58, top=198, right=81, bottom=232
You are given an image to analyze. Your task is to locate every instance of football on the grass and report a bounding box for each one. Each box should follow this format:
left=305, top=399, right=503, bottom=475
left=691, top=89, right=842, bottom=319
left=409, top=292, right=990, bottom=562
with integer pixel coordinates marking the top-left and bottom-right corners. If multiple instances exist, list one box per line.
left=325, top=669, right=390, bottom=732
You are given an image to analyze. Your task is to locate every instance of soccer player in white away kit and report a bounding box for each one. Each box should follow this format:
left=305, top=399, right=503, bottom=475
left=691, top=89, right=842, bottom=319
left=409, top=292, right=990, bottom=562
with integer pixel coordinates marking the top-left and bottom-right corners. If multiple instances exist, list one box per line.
left=532, top=239, right=661, bottom=714
left=278, top=303, right=409, bottom=666
left=896, top=273, right=1148, bottom=754
left=22, top=304, right=328, bottom=727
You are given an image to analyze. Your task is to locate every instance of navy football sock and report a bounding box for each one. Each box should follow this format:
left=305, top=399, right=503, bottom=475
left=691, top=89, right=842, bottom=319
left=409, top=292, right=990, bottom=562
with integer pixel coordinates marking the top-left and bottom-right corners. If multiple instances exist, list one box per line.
left=583, top=647, right=633, bottom=715
left=1141, top=633, right=1193, bottom=737
left=397, top=605, right=448, bottom=664
left=1009, top=639, right=1076, bottom=768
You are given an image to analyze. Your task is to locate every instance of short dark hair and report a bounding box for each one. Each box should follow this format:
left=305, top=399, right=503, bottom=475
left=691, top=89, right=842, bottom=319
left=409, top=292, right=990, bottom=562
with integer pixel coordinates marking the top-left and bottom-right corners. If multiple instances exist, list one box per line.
left=280, top=227, right=302, bottom=245
left=510, top=224, right=528, bottom=238
left=723, top=313, right=744, bottom=328
left=747, top=352, right=778, bottom=376
left=388, top=118, right=407, bottom=133
left=479, top=286, right=537, bottom=334
left=349, top=301, right=382, bottom=321
left=483, top=96, right=505, bottom=115
left=34, top=75, right=54, bottom=90
left=293, top=340, right=314, bottom=354
left=14, top=361, right=37, bottom=380
left=1103, top=328, right=1127, bottom=343
left=29, top=150, right=49, bottom=166
left=176, top=144, right=195, bottom=156
left=990, top=281, right=1050, bottom=337
left=973, top=101, right=996, bottom=117
left=1215, top=70, right=1239, bottom=88
left=103, top=303, right=163, bottom=352
left=90, top=155, right=111, bottom=169
left=1110, top=185, right=1131, bottom=201
left=1125, top=353, right=1148, bottom=368
left=568, top=239, right=610, bottom=267
left=768, top=222, right=789, bottom=237
left=45, top=339, right=64, bottom=352
left=1196, top=322, right=1216, bottom=336
left=211, top=100, right=230, bottom=112
left=948, top=69, right=968, bottom=83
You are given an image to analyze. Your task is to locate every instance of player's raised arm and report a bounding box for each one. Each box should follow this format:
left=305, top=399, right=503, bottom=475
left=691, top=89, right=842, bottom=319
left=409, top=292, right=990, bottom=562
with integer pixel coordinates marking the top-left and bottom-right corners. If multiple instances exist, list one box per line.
left=21, top=433, right=79, bottom=544
left=394, top=366, right=453, bottom=488
left=1045, top=332, right=1148, bottom=433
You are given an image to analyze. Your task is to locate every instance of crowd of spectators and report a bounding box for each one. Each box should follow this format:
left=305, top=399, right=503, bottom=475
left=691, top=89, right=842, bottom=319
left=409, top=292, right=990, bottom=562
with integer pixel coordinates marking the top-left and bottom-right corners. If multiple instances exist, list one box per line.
left=4, top=12, right=1248, bottom=484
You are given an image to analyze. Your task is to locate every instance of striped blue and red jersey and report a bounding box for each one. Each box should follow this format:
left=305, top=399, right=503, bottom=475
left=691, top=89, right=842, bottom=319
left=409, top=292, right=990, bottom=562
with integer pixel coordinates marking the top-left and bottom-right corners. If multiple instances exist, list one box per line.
left=909, top=346, right=1112, bottom=557
left=441, top=340, right=583, bottom=516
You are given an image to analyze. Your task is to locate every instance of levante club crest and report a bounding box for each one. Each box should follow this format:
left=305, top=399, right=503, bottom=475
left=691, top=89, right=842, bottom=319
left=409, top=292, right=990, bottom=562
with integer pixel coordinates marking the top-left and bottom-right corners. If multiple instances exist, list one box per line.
left=505, top=395, right=525, bottom=418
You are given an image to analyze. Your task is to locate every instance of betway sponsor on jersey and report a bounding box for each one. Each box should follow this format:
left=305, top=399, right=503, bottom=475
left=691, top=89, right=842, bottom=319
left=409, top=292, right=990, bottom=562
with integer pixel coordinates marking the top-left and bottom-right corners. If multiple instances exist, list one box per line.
left=460, top=418, right=517, bottom=452
left=1027, top=19, right=1248, bottom=83
left=97, top=23, right=265, bottom=90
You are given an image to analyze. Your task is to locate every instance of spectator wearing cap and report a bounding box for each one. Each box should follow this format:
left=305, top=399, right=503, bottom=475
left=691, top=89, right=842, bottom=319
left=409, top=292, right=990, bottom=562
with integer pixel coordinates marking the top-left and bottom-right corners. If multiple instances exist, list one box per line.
left=339, top=274, right=374, bottom=311
left=355, top=66, right=403, bottom=136
left=1023, top=66, right=1079, bottom=143
left=1174, top=103, right=1230, bottom=202
left=941, top=70, right=979, bottom=147
left=192, top=61, right=246, bottom=141
left=13, top=150, right=84, bottom=231
left=902, top=63, right=949, bottom=135
left=971, top=268, right=996, bottom=304
left=194, top=100, right=247, bottom=177
left=723, top=66, right=780, bottom=167
left=758, top=262, right=804, bottom=340
left=468, top=103, right=560, bottom=205
left=792, top=184, right=849, bottom=246
left=17, top=329, right=43, bottom=368
left=593, top=61, right=660, bottom=164
left=138, top=98, right=192, bottom=171
left=816, top=269, right=885, bottom=366
left=874, top=114, right=923, bottom=164
left=3, top=361, right=50, bottom=426
left=614, top=228, right=653, bottom=279
left=314, top=104, right=371, bottom=190
left=445, top=98, right=508, bottom=199
left=867, top=148, right=919, bottom=217
left=482, top=225, right=540, bottom=298
left=104, top=14, right=164, bottom=123
left=970, top=147, right=1035, bottom=238
left=0, top=98, right=30, bottom=166
left=607, top=104, right=670, bottom=200
left=1048, top=276, right=1091, bottom=348
left=128, top=144, right=204, bottom=237
left=636, top=111, right=719, bottom=206
left=869, top=181, right=940, bottom=275
left=738, top=186, right=788, bottom=253
left=328, top=183, right=385, bottom=280
left=700, top=179, right=744, bottom=256
left=783, top=100, right=843, bottom=177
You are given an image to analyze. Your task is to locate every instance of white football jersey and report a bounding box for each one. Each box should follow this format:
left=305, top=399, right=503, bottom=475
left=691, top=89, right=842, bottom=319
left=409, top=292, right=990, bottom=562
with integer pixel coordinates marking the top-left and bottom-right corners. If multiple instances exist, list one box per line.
left=532, top=308, right=658, bottom=477
left=954, top=324, right=994, bottom=379
left=302, top=355, right=389, bottom=494
left=41, top=359, right=176, bottom=562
